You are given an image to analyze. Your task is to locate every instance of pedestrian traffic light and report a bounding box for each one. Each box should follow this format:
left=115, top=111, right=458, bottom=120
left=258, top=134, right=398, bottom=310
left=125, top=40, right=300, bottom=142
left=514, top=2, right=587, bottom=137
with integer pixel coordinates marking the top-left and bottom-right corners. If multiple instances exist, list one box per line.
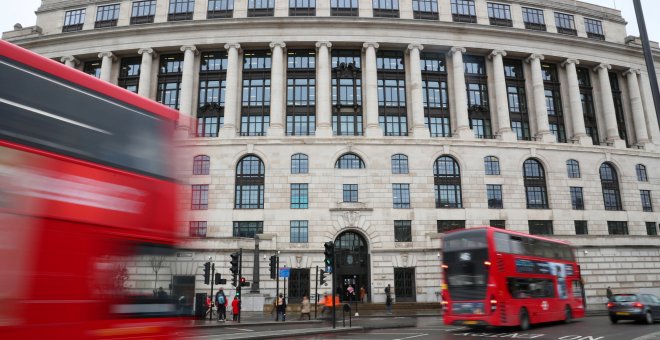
left=230, top=252, right=240, bottom=287
left=214, top=272, right=221, bottom=285
left=203, top=262, right=211, bottom=285
left=269, top=255, right=277, bottom=279
left=319, top=269, right=327, bottom=286
left=324, top=241, right=334, bottom=273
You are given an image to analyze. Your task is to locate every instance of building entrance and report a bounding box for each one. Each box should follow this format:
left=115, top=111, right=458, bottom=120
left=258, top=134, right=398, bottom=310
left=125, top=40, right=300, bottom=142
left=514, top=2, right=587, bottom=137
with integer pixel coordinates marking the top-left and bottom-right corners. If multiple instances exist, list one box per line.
left=334, top=231, right=370, bottom=302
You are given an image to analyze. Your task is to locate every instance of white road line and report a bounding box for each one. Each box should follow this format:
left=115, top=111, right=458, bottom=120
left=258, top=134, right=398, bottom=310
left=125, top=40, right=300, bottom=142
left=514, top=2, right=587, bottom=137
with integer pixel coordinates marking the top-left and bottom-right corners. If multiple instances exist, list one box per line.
left=225, top=327, right=254, bottom=332
left=395, top=334, right=428, bottom=340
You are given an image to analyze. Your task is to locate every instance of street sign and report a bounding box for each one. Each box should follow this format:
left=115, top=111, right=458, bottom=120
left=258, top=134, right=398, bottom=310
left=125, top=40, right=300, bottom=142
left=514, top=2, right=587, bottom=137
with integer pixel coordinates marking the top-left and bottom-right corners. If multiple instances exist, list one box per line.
left=279, top=267, right=290, bottom=278
left=325, top=266, right=333, bottom=274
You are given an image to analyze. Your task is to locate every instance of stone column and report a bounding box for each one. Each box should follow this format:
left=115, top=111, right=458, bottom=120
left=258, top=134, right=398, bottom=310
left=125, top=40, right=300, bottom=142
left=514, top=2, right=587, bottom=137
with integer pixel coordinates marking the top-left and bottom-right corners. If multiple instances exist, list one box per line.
left=525, top=54, right=554, bottom=142
left=137, top=48, right=155, bottom=98
left=448, top=47, right=472, bottom=138
left=60, top=55, right=79, bottom=68
left=363, top=42, right=382, bottom=137
left=268, top=41, right=286, bottom=137
left=178, top=45, right=198, bottom=129
left=489, top=49, right=516, bottom=141
left=98, top=52, right=116, bottom=82
left=624, top=69, right=650, bottom=147
left=561, top=58, right=591, bottom=145
left=220, top=43, right=241, bottom=138
left=407, top=43, right=430, bottom=138
left=594, top=63, right=625, bottom=148
left=315, top=41, right=333, bottom=138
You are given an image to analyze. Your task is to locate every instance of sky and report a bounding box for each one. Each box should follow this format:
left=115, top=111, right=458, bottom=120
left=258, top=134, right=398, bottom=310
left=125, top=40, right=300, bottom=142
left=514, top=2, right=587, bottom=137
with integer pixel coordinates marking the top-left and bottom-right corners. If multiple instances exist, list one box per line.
left=0, top=0, right=658, bottom=41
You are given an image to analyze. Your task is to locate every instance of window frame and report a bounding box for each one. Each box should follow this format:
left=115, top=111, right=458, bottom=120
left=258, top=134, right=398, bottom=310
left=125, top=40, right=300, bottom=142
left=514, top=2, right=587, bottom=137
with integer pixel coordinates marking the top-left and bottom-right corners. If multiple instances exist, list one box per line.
left=63, top=8, right=86, bottom=32
left=392, top=183, right=411, bottom=209
left=193, top=155, right=211, bottom=175
left=208, top=0, right=234, bottom=18
left=523, top=159, right=549, bottom=209
left=487, top=184, right=503, bottom=209
left=487, top=2, right=512, bottom=27
left=290, top=183, right=309, bottom=209
left=394, top=220, right=412, bottom=242
left=290, top=220, right=309, bottom=243
left=451, top=0, right=477, bottom=23
left=391, top=154, right=409, bottom=174
left=412, top=0, right=438, bottom=20
left=95, top=4, right=120, bottom=28
left=189, top=221, right=208, bottom=237
left=343, top=184, right=359, bottom=203
left=131, top=0, right=157, bottom=24
left=191, top=184, right=209, bottom=210
left=168, top=0, right=195, bottom=21
left=554, top=12, right=577, bottom=36
left=566, top=159, right=580, bottom=178
left=522, top=7, right=546, bottom=31
left=235, top=155, right=265, bottom=209
left=291, top=153, right=309, bottom=174
left=434, top=156, right=462, bottom=208
left=584, top=17, right=605, bottom=40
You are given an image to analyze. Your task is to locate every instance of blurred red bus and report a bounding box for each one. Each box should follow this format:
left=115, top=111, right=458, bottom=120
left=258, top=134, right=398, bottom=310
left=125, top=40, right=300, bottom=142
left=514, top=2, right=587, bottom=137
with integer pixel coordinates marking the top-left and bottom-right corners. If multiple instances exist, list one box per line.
left=0, top=40, right=186, bottom=339
left=441, top=226, right=586, bottom=330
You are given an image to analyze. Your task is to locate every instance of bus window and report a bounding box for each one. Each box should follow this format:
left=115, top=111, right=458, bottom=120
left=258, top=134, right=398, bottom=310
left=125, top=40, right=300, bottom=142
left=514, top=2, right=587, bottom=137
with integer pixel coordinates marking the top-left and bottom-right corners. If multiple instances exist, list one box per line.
left=510, top=236, right=524, bottom=254
left=494, top=232, right=510, bottom=253
left=507, top=278, right=555, bottom=299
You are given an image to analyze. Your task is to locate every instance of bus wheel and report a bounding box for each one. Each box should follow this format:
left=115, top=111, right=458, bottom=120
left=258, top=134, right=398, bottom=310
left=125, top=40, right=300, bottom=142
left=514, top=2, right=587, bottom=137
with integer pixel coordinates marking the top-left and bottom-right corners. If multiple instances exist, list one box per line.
left=519, top=308, right=530, bottom=331
left=564, top=306, right=573, bottom=324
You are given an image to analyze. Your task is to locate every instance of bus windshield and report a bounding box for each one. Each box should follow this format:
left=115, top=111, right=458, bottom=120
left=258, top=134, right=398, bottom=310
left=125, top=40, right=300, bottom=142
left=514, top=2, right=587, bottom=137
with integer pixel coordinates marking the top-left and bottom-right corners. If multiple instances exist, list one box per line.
left=442, top=229, right=489, bottom=300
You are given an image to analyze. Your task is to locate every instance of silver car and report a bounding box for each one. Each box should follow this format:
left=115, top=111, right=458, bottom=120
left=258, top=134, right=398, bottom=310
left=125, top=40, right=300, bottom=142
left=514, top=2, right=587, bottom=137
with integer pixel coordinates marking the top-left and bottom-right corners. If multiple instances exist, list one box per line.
left=608, top=293, right=660, bottom=324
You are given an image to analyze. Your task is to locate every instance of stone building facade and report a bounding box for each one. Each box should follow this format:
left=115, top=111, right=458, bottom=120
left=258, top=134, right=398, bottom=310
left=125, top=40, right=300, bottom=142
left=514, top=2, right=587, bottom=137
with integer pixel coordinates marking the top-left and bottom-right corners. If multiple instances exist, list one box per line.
left=4, top=0, right=660, bottom=311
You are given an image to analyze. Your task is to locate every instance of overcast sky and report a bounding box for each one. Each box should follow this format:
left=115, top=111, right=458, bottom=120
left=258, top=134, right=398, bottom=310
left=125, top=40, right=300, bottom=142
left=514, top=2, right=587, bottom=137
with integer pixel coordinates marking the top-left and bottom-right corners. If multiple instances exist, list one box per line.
left=0, top=0, right=658, bottom=41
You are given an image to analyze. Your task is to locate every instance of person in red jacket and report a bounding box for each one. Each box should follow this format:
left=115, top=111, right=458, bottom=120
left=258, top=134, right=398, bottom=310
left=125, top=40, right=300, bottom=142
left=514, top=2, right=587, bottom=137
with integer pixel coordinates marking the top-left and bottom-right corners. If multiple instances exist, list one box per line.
left=231, top=296, right=240, bottom=321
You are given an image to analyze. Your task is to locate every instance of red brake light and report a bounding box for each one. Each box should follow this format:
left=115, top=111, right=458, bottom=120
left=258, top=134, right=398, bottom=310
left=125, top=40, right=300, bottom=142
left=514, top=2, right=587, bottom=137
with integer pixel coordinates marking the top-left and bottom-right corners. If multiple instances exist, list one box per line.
left=441, top=264, right=448, bottom=269
left=484, top=261, right=492, bottom=266
left=633, top=302, right=644, bottom=308
left=607, top=302, right=615, bottom=308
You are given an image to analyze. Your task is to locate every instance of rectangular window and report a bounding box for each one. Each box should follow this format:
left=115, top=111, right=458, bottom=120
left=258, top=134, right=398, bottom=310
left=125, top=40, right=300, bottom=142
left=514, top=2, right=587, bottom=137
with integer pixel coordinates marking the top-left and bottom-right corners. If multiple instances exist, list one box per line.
left=435, top=184, right=462, bottom=208
left=641, top=190, right=653, bottom=212
left=248, top=0, right=275, bottom=16
left=377, top=51, right=407, bottom=136
left=289, top=0, right=316, bottom=16
left=169, top=0, right=195, bottom=21
left=157, top=54, right=184, bottom=109
left=451, top=0, right=476, bottom=23
left=422, top=53, right=450, bottom=137
left=189, top=221, right=207, bottom=237
left=646, top=222, right=658, bottom=236
left=83, top=60, right=102, bottom=78
left=487, top=184, right=503, bottom=209
left=118, top=57, right=141, bottom=93
left=394, top=220, right=412, bottom=242
left=412, top=0, right=438, bottom=20
left=232, top=221, right=263, bottom=238
left=331, top=0, right=359, bottom=16
left=526, top=186, right=548, bottom=209
left=585, top=18, right=605, bottom=40
left=575, top=220, right=588, bottom=235
left=373, top=0, right=400, bottom=18
left=95, top=4, right=120, bottom=28
left=603, top=188, right=622, bottom=211
left=490, top=220, right=505, bottom=229
left=437, top=220, right=465, bottom=233
left=393, top=183, right=411, bottom=209
left=554, top=12, right=577, bottom=36
left=191, top=184, right=209, bottom=210
left=607, top=221, right=628, bottom=235
left=487, top=2, right=512, bottom=27
left=529, top=220, right=553, bottom=235
left=291, top=154, right=309, bottom=174
left=504, top=59, right=530, bottom=141
left=522, top=7, right=545, bottom=31
left=63, top=9, right=86, bottom=32
left=287, top=51, right=316, bottom=136
left=290, top=220, right=309, bottom=243
left=570, top=187, right=584, bottom=210
left=241, top=52, right=272, bottom=136
left=208, top=0, right=234, bottom=18
left=291, top=183, right=309, bottom=209
left=131, top=0, right=156, bottom=24
left=343, top=184, right=358, bottom=203
left=391, top=155, right=409, bottom=174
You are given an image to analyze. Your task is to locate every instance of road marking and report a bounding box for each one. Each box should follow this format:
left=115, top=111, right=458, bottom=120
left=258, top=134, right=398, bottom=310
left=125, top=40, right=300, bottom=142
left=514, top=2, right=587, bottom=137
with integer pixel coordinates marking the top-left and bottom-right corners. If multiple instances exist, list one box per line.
left=396, top=334, right=428, bottom=340
left=225, top=328, right=254, bottom=332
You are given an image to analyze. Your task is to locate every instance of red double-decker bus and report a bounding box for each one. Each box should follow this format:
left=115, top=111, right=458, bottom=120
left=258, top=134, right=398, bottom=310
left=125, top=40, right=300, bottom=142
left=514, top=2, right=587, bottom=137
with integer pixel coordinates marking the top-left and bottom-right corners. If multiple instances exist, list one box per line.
left=0, top=40, right=186, bottom=339
left=441, top=226, right=586, bottom=330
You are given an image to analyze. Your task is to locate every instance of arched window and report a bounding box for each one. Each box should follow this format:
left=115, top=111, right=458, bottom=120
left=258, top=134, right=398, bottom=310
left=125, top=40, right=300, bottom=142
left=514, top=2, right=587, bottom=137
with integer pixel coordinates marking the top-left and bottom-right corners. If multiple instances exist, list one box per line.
left=434, top=156, right=462, bottom=208
left=636, top=164, right=648, bottom=182
left=484, top=156, right=500, bottom=175
left=335, top=153, right=365, bottom=169
left=193, top=155, right=210, bottom=175
left=523, top=158, right=548, bottom=209
left=566, top=159, right=580, bottom=178
left=235, top=155, right=265, bottom=209
left=600, top=162, right=622, bottom=211
left=291, top=153, right=309, bottom=174
left=391, top=154, right=409, bottom=174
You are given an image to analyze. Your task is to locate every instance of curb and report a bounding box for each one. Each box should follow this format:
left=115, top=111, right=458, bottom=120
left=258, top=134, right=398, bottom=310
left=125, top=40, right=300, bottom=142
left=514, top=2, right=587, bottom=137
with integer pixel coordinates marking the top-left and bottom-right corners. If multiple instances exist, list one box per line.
left=188, top=319, right=324, bottom=328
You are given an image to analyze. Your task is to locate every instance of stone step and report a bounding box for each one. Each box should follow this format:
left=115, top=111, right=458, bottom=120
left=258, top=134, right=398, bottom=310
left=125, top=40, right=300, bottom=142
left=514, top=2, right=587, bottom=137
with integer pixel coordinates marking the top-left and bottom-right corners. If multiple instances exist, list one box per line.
left=264, top=302, right=441, bottom=313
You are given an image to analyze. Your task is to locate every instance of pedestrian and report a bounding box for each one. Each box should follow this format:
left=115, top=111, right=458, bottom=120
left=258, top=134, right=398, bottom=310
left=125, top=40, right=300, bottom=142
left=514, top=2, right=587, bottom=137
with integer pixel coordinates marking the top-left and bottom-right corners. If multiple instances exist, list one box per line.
left=321, top=293, right=331, bottom=318
left=276, top=293, right=287, bottom=322
left=231, top=296, right=240, bottom=321
left=156, top=287, right=167, bottom=298
left=385, top=284, right=393, bottom=314
left=359, top=286, right=366, bottom=303
left=215, top=288, right=228, bottom=321
left=347, top=285, right=355, bottom=302
left=300, top=295, right=311, bottom=320
left=606, top=286, right=613, bottom=301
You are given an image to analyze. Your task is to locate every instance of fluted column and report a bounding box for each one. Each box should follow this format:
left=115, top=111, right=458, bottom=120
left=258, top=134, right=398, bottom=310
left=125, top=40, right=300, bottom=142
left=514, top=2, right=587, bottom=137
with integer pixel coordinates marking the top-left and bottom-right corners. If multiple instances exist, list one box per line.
left=60, top=55, right=79, bottom=68
left=178, top=45, right=198, bottom=126
left=489, top=49, right=516, bottom=141
left=525, top=54, right=554, bottom=142
left=448, top=47, right=472, bottom=138
left=220, top=43, right=241, bottom=138
left=561, top=58, right=590, bottom=145
left=98, top=52, right=116, bottom=82
left=407, top=43, right=429, bottom=138
left=624, top=69, right=650, bottom=146
left=268, top=41, right=286, bottom=137
left=315, top=41, right=333, bottom=138
left=363, top=42, right=382, bottom=137
left=594, top=63, right=624, bottom=148
left=137, top=48, right=155, bottom=98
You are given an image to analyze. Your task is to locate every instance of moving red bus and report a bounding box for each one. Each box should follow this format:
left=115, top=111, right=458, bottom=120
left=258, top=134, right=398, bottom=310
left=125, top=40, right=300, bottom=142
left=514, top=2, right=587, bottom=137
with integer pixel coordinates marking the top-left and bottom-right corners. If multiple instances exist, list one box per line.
left=0, top=40, right=186, bottom=339
left=441, top=226, right=586, bottom=330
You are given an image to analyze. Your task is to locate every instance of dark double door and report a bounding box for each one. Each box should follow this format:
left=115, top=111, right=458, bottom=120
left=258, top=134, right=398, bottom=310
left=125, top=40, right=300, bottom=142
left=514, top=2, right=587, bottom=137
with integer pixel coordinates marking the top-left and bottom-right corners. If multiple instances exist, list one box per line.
left=334, top=231, right=370, bottom=302
left=393, top=267, right=416, bottom=302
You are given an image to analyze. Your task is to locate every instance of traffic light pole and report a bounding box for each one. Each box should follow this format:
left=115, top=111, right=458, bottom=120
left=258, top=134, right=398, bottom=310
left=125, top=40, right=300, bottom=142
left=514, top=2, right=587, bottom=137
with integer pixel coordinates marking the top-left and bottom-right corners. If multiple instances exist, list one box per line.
left=314, top=265, right=318, bottom=319
left=275, top=256, right=280, bottom=320
left=238, top=248, right=242, bottom=323
left=331, top=243, right=336, bottom=329
left=209, top=263, right=215, bottom=321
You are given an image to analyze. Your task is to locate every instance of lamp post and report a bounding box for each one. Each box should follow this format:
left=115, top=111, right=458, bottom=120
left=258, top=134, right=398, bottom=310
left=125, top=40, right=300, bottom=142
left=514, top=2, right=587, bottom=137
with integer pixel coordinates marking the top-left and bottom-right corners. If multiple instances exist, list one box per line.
left=633, top=0, right=660, bottom=127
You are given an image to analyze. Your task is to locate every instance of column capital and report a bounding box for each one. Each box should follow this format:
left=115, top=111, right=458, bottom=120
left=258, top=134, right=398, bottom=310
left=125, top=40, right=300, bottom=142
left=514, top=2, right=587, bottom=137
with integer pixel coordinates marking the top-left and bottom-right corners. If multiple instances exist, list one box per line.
left=180, top=45, right=199, bottom=55
left=60, top=55, right=79, bottom=65
left=98, top=52, right=116, bottom=61
left=362, top=42, right=380, bottom=51
left=315, top=41, right=332, bottom=49
left=269, top=41, right=286, bottom=50
left=593, top=63, right=611, bottom=72
left=561, top=58, right=580, bottom=67
left=406, top=43, right=424, bottom=53
left=624, top=68, right=641, bottom=77
left=224, top=43, right=241, bottom=51
left=488, top=49, right=507, bottom=59
left=525, top=53, right=544, bottom=63
left=138, top=48, right=155, bottom=57
left=447, top=47, right=466, bottom=56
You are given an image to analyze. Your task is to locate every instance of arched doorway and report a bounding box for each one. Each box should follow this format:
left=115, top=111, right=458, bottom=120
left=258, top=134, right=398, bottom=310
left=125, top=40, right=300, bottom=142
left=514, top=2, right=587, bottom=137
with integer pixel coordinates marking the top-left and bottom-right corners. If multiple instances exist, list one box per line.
left=334, top=231, right=370, bottom=302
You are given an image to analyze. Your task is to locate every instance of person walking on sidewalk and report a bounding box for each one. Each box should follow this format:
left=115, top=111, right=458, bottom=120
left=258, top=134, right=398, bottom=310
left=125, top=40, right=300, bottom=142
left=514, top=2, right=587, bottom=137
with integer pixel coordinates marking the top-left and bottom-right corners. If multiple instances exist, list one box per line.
left=606, top=286, right=613, bottom=301
left=231, top=296, right=240, bottom=321
left=300, top=295, right=311, bottom=320
left=359, top=286, right=366, bottom=303
left=215, top=288, right=228, bottom=321
left=276, top=293, right=287, bottom=322
left=385, top=284, right=393, bottom=314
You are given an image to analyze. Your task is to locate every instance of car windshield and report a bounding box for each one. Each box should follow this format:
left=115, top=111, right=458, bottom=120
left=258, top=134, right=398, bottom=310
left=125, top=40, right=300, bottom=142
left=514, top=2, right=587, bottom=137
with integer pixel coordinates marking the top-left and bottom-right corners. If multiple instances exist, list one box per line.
left=612, top=294, right=638, bottom=302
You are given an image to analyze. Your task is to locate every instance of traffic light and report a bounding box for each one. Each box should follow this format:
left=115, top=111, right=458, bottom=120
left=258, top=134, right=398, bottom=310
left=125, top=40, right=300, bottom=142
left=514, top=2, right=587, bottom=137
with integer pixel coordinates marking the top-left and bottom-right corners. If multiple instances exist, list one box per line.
left=269, top=255, right=277, bottom=279
left=214, top=272, right=221, bottom=284
left=324, top=241, right=334, bottom=273
left=319, top=269, right=327, bottom=286
left=203, top=262, right=211, bottom=285
left=230, top=252, right=240, bottom=287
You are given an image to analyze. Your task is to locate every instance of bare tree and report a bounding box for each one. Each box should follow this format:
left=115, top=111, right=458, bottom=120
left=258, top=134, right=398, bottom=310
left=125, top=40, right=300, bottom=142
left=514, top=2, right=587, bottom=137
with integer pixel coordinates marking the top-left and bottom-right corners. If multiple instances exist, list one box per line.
left=149, top=256, right=166, bottom=293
